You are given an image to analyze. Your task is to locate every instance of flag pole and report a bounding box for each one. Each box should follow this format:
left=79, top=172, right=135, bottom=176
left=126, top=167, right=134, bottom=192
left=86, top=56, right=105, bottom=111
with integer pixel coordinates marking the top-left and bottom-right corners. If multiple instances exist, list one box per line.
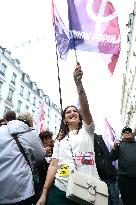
left=71, top=31, right=78, bottom=64
left=55, top=43, right=63, bottom=112
left=52, top=0, right=63, bottom=112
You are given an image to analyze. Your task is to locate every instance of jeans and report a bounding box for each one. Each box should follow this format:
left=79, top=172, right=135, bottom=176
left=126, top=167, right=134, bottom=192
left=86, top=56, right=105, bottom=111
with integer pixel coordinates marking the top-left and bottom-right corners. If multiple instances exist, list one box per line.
left=105, top=178, right=119, bottom=205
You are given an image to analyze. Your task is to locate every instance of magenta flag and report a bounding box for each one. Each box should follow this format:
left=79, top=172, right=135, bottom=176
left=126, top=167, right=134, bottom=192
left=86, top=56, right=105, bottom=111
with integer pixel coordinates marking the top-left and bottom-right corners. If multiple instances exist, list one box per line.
left=67, top=0, right=121, bottom=74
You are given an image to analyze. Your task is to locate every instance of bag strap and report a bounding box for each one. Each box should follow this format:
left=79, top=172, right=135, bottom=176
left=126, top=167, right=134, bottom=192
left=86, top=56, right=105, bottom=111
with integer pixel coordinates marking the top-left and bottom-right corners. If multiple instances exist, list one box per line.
left=67, top=134, right=78, bottom=171
left=12, top=133, right=32, bottom=170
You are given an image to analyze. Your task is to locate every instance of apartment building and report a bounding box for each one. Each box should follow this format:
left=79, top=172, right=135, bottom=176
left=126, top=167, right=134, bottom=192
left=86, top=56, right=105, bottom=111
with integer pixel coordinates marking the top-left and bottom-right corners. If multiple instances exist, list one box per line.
left=0, top=46, right=61, bottom=134
left=121, top=2, right=136, bottom=131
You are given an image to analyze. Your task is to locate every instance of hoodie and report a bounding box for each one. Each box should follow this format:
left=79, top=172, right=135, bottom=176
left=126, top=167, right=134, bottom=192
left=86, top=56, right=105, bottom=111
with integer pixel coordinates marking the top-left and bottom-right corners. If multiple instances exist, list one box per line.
left=0, top=120, right=45, bottom=204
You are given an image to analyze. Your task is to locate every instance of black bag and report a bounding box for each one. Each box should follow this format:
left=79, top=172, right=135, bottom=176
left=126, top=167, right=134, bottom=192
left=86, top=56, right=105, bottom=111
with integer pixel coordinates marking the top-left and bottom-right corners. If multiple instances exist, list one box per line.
left=12, top=134, right=48, bottom=201
left=94, top=134, right=116, bottom=181
left=33, top=158, right=49, bottom=194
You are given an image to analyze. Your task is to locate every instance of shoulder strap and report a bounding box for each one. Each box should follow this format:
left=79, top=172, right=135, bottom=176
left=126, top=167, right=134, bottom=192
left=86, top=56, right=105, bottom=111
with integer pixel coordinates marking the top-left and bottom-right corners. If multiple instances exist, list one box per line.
left=12, top=134, right=32, bottom=170
left=67, top=134, right=78, bottom=171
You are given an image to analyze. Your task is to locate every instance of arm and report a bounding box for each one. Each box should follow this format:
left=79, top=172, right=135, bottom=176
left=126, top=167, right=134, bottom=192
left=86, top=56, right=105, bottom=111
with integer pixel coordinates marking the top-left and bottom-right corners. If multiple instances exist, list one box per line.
left=36, top=159, right=58, bottom=205
left=73, top=63, right=93, bottom=125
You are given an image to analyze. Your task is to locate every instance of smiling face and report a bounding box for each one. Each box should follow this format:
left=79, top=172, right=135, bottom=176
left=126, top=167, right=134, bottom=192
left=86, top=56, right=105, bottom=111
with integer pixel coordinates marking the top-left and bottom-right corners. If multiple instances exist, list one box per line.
left=64, top=106, right=80, bottom=130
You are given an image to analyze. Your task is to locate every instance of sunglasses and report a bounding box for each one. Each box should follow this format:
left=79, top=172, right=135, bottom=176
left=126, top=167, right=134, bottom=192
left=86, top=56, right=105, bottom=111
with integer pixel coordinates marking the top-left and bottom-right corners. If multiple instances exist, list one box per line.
left=123, top=131, right=132, bottom=134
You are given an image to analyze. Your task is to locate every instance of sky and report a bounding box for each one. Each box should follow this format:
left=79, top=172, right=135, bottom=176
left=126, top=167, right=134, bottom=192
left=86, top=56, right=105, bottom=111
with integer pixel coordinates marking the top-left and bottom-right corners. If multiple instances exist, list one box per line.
left=0, top=0, right=135, bottom=135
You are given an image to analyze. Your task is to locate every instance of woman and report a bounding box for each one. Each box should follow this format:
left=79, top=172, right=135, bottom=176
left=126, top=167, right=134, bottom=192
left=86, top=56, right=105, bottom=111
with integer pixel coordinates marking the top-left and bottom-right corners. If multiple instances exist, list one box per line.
left=36, top=63, right=99, bottom=205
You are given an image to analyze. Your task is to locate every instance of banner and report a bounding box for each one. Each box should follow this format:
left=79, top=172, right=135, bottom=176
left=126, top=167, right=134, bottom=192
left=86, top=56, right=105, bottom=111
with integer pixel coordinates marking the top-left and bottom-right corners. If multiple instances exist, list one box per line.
left=33, top=99, right=46, bottom=134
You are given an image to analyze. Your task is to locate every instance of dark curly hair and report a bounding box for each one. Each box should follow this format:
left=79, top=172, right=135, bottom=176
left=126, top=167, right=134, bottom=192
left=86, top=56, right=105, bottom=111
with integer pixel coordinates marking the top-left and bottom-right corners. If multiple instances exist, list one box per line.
left=56, top=105, right=82, bottom=140
left=39, top=130, right=53, bottom=144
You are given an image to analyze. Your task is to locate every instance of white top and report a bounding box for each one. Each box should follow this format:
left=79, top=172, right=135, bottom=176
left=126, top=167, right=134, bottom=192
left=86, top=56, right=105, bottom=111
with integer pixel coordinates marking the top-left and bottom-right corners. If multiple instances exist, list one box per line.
left=52, top=121, right=99, bottom=192
left=0, top=120, right=45, bottom=204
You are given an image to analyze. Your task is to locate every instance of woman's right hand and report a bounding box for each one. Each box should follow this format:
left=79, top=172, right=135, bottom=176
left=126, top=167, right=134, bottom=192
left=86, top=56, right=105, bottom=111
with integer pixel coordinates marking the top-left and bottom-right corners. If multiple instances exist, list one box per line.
left=73, top=62, right=83, bottom=86
left=36, top=193, right=46, bottom=205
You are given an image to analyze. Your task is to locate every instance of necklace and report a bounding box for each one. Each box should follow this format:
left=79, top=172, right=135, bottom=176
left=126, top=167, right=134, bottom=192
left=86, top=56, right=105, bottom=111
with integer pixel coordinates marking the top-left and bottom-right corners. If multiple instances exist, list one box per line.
left=69, top=130, right=78, bottom=135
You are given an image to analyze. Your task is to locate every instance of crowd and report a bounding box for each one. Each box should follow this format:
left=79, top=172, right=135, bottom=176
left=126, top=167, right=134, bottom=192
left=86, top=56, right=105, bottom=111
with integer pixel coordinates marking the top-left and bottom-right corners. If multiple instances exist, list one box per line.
left=0, top=63, right=136, bottom=205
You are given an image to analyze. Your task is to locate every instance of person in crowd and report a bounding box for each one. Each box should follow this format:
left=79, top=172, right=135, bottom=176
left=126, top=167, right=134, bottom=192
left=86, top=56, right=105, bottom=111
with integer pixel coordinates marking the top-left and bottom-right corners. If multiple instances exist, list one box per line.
left=94, top=133, right=119, bottom=205
left=38, top=130, right=55, bottom=205
left=0, top=110, right=16, bottom=126
left=0, top=118, right=6, bottom=126
left=39, top=130, right=54, bottom=160
left=110, top=126, right=136, bottom=205
left=0, top=112, right=45, bottom=205
left=36, top=62, right=99, bottom=205
left=3, top=110, right=16, bottom=123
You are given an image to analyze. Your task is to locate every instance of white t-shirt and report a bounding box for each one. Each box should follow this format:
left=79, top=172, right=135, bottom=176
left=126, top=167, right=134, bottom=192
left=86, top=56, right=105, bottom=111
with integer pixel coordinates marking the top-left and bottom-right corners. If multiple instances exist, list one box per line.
left=52, top=121, right=99, bottom=192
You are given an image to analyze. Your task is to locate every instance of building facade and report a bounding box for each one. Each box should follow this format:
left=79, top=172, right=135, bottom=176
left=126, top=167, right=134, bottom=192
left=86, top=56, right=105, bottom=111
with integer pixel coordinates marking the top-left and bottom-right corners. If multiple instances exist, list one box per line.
left=0, top=46, right=61, bottom=134
left=121, top=2, right=136, bottom=131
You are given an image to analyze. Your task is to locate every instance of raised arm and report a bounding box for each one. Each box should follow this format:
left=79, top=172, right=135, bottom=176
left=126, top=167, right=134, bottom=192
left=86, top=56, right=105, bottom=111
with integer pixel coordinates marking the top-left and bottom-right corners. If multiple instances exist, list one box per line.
left=73, top=62, right=93, bottom=125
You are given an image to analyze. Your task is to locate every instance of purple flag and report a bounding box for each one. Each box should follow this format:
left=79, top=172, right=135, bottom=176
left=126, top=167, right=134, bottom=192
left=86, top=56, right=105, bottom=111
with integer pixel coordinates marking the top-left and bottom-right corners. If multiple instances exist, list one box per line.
left=52, top=0, right=70, bottom=60
left=67, top=0, right=121, bottom=74
left=104, top=118, right=116, bottom=151
left=104, top=118, right=118, bottom=167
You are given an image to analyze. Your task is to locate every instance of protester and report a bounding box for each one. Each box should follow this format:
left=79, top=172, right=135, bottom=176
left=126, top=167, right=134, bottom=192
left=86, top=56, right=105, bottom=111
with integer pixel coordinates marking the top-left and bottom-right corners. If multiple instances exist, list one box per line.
left=38, top=130, right=55, bottom=205
left=111, top=126, right=136, bottom=205
left=0, top=110, right=16, bottom=126
left=3, top=110, right=16, bottom=123
left=0, top=112, right=45, bottom=205
left=36, top=62, right=99, bottom=205
left=39, top=130, right=54, bottom=160
left=0, top=118, right=6, bottom=126
left=94, top=133, right=119, bottom=205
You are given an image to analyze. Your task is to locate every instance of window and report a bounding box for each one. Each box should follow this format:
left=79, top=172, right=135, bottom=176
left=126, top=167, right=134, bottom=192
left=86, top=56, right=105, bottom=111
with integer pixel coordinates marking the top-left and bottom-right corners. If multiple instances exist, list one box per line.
left=4, top=107, right=10, bottom=114
left=32, top=82, right=37, bottom=91
left=7, top=88, right=14, bottom=102
left=0, top=81, right=3, bottom=92
left=47, top=108, right=50, bottom=117
left=45, top=95, right=50, bottom=105
left=47, top=121, right=49, bottom=130
left=20, top=85, right=24, bottom=96
left=38, top=89, right=43, bottom=97
left=24, top=74, right=30, bottom=84
left=27, top=91, right=30, bottom=101
left=55, top=114, right=57, bottom=123
left=32, top=110, right=35, bottom=115
left=55, top=126, right=57, bottom=134
left=11, top=72, right=17, bottom=85
left=0, top=63, right=7, bottom=75
left=33, top=97, right=36, bottom=106
left=25, top=105, right=29, bottom=111
left=17, top=100, right=22, bottom=113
